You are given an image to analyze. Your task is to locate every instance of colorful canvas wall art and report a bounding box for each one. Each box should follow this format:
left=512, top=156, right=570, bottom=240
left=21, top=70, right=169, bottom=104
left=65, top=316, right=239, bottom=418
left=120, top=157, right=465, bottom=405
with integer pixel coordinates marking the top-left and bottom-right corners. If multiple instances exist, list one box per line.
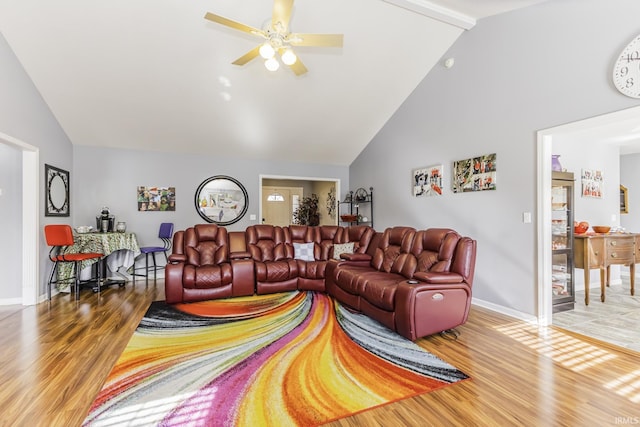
left=452, top=153, right=497, bottom=193
left=581, top=169, right=603, bottom=198
left=138, top=186, right=176, bottom=211
left=413, top=164, right=443, bottom=197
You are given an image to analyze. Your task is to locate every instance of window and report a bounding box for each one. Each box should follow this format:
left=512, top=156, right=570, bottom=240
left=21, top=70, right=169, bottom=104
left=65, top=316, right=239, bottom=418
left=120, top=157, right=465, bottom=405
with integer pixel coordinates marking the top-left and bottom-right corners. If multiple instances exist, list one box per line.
left=267, top=192, right=285, bottom=202
left=291, top=194, right=300, bottom=223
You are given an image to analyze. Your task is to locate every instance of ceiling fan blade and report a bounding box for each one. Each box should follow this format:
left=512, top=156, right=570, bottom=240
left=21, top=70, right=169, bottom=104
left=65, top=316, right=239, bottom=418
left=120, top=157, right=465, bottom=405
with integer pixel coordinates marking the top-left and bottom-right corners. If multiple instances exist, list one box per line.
left=288, top=56, right=308, bottom=76
left=289, top=33, right=344, bottom=47
left=204, top=12, right=264, bottom=36
left=272, top=0, right=294, bottom=31
left=232, top=46, right=261, bottom=65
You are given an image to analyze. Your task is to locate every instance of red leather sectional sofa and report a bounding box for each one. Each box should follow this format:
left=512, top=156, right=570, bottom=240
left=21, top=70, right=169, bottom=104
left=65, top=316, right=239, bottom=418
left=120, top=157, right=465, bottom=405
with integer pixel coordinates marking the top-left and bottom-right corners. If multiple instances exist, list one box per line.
left=165, top=223, right=476, bottom=340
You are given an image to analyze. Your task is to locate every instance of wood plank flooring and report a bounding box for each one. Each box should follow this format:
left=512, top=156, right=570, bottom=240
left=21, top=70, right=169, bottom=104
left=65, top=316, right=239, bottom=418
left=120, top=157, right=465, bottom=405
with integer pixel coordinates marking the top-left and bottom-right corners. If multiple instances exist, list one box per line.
left=0, top=281, right=637, bottom=427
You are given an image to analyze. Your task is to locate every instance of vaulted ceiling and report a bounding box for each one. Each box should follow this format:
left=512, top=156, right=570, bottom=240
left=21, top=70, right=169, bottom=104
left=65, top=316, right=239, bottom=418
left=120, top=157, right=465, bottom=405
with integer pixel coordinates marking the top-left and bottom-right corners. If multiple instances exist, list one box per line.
left=0, top=0, right=548, bottom=165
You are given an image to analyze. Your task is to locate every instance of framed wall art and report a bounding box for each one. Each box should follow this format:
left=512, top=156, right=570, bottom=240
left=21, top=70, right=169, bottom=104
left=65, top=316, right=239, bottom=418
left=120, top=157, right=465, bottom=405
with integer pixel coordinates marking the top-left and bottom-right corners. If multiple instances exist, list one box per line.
left=138, top=186, right=176, bottom=211
left=581, top=169, right=603, bottom=198
left=45, top=164, right=70, bottom=217
left=413, top=164, right=443, bottom=197
left=452, top=153, right=496, bottom=193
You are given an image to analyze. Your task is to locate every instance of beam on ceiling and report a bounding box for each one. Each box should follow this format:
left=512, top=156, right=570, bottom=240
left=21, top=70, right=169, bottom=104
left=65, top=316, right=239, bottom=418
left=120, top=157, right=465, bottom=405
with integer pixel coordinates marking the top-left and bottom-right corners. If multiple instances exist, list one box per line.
left=382, top=0, right=476, bottom=30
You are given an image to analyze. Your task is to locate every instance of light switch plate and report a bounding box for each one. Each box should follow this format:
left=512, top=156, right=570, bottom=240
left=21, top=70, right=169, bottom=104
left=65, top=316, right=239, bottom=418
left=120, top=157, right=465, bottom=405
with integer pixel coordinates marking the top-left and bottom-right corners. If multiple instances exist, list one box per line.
left=523, top=212, right=532, bottom=223
left=250, top=214, right=256, bottom=220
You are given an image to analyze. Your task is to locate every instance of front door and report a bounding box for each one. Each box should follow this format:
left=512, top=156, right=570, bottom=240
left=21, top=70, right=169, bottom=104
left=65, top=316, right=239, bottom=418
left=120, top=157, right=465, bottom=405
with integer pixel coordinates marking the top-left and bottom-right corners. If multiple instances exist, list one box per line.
left=262, top=186, right=303, bottom=226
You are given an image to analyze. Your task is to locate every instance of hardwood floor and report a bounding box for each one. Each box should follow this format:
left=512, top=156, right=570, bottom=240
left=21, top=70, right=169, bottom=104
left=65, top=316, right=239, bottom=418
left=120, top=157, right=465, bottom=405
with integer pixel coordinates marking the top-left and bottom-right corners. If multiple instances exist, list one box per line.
left=0, top=281, right=638, bottom=427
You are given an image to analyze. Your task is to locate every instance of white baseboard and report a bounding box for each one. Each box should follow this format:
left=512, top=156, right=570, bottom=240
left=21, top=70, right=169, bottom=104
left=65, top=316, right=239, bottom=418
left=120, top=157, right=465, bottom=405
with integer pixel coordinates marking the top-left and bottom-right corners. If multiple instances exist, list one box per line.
left=471, top=297, right=538, bottom=324
left=0, top=297, right=24, bottom=306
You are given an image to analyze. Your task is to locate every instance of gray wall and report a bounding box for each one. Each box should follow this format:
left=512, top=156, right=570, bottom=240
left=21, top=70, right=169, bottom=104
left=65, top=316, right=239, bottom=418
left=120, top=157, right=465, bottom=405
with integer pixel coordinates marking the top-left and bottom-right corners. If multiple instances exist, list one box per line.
left=73, top=146, right=349, bottom=250
left=0, top=32, right=74, bottom=301
left=349, top=0, right=640, bottom=316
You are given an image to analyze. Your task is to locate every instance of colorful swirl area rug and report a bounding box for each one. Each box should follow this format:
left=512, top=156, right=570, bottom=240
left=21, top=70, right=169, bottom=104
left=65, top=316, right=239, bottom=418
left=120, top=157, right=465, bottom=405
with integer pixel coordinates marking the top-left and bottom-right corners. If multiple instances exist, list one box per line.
left=84, top=291, right=469, bottom=426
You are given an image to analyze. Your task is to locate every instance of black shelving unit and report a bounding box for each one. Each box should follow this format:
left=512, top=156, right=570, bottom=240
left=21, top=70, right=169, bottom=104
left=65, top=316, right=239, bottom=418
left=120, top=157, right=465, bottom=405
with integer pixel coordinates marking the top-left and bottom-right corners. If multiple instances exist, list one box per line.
left=339, top=187, right=373, bottom=228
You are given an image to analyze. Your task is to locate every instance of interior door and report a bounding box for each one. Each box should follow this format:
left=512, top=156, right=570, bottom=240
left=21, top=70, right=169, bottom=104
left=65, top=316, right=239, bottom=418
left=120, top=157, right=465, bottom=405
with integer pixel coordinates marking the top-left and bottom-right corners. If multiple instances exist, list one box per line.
left=262, top=186, right=303, bottom=226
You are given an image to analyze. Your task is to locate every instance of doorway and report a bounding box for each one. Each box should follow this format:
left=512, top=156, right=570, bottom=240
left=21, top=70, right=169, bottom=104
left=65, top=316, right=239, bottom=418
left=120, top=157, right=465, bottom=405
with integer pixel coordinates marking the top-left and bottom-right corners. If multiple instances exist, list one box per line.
left=260, top=175, right=340, bottom=226
left=0, top=133, right=39, bottom=306
left=537, top=105, right=640, bottom=326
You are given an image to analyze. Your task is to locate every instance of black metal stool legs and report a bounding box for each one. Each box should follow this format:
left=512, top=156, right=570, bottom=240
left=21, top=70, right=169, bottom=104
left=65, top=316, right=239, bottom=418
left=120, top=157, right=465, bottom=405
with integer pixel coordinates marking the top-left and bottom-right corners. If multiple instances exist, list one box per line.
left=47, top=261, right=59, bottom=301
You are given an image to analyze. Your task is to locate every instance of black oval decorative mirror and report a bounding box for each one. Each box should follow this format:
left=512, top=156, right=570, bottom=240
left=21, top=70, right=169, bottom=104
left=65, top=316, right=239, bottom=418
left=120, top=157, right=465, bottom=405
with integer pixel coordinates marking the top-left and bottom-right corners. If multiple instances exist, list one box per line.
left=194, top=175, right=249, bottom=225
left=45, top=164, right=70, bottom=217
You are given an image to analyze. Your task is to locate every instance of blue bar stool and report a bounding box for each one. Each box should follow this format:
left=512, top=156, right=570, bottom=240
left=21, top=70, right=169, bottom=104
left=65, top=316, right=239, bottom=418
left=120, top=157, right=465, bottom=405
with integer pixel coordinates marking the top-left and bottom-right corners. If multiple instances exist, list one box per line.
left=132, top=222, right=174, bottom=283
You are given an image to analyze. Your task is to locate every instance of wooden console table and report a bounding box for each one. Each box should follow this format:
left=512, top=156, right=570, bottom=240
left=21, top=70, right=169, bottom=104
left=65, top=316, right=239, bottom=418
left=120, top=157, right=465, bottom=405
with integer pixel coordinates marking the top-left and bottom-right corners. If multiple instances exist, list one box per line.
left=574, top=233, right=637, bottom=305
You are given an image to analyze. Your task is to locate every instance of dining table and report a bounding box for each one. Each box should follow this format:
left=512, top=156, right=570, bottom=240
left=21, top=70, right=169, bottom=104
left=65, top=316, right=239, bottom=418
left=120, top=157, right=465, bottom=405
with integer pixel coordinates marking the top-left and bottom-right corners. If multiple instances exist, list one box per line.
left=56, top=231, right=141, bottom=291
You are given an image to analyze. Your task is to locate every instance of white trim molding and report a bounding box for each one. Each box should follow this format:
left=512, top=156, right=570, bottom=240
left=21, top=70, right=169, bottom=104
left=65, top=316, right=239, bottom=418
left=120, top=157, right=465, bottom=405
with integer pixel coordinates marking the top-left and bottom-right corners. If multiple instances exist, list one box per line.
left=472, top=298, right=538, bottom=324
left=382, top=0, right=476, bottom=30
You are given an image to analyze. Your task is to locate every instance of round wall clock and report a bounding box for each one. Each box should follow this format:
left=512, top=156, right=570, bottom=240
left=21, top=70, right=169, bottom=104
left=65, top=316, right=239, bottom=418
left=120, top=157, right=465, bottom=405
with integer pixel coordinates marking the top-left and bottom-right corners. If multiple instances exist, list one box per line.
left=613, top=34, right=640, bottom=98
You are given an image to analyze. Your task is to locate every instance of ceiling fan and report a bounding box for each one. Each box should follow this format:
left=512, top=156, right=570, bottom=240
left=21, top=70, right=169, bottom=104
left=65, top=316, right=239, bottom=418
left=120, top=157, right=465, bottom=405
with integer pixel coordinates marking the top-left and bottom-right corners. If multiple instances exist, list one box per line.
left=204, top=0, right=343, bottom=75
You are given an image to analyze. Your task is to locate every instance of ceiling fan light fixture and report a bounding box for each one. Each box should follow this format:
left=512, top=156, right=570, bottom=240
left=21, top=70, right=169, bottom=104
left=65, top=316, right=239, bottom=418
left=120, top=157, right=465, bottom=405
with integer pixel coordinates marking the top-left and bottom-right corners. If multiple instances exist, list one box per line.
left=281, top=48, right=297, bottom=65
left=259, top=42, right=275, bottom=59
left=265, top=57, right=280, bottom=71
left=204, top=0, right=344, bottom=76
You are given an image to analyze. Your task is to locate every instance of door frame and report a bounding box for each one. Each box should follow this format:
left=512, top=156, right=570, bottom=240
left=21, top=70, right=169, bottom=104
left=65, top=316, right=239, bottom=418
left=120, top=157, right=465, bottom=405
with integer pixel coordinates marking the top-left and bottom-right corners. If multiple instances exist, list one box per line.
left=259, top=174, right=341, bottom=226
left=0, top=132, right=39, bottom=305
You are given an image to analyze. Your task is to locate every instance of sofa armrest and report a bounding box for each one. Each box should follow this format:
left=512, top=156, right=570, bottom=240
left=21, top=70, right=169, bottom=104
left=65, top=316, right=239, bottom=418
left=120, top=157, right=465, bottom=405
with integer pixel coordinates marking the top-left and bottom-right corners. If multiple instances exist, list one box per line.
left=341, top=253, right=371, bottom=262
left=395, top=279, right=472, bottom=340
left=325, top=257, right=370, bottom=288
left=413, top=271, right=464, bottom=284
left=168, top=254, right=187, bottom=264
left=230, top=251, right=252, bottom=260
left=165, top=263, right=185, bottom=303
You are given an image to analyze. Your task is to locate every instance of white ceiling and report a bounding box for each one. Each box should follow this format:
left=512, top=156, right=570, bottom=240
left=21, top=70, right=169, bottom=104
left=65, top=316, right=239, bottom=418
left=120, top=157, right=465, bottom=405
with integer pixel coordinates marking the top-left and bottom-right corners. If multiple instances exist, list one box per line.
left=550, top=106, right=640, bottom=155
left=1, top=0, right=550, bottom=166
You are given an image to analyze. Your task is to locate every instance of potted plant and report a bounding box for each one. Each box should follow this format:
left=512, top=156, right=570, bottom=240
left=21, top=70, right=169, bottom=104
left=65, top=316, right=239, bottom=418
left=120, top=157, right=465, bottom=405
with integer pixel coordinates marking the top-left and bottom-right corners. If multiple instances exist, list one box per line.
left=293, top=193, right=320, bottom=226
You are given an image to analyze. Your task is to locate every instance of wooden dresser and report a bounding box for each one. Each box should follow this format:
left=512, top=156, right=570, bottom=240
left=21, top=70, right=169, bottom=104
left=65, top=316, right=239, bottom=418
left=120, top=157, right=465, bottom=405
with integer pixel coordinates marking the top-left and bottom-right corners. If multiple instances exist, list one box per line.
left=574, top=233, right=637, bottom=305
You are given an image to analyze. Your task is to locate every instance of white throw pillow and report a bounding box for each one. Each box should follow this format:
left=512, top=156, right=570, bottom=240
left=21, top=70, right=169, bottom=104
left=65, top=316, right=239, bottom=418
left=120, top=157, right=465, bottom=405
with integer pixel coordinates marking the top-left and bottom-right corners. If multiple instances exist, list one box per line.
left=294, top=242, right=315, bottom=261
left=332, top=242, right=355, bottom=260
